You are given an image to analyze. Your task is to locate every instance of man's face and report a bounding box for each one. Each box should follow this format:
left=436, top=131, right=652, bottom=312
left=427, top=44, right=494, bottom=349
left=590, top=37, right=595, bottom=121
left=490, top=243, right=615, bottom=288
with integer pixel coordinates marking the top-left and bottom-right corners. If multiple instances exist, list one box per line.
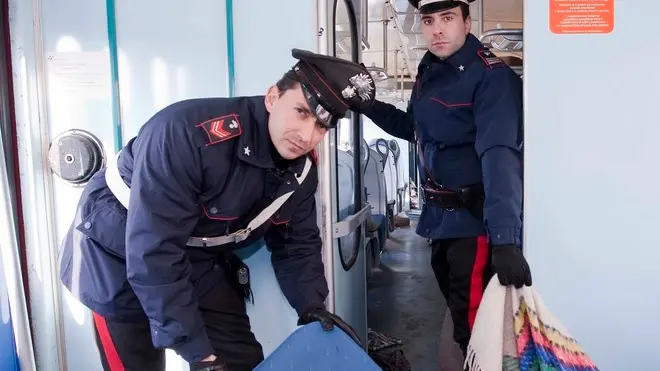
left=265, top=84, right=328, bottom=160
left=421, top=6, right=471, bottom=59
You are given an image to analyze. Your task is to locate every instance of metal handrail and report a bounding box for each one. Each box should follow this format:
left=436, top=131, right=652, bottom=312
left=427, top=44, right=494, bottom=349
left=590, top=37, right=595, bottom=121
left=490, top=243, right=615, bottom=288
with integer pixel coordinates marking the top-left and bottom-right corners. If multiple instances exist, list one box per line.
left=0, top=119, right=37, bottom=371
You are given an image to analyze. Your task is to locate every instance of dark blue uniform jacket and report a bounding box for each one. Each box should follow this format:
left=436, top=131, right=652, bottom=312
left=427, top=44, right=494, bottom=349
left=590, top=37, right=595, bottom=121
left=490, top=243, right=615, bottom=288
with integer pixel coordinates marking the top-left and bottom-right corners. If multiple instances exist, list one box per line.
left=363, top=34, right=524, bottom=246
left=58, top=96, right=328, bottom=362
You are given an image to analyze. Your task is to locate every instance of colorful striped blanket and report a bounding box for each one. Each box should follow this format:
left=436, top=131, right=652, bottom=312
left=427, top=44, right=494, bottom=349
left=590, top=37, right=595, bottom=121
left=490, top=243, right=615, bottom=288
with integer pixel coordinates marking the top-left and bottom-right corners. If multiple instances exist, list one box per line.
left=465, top=276, right=599, bottom=371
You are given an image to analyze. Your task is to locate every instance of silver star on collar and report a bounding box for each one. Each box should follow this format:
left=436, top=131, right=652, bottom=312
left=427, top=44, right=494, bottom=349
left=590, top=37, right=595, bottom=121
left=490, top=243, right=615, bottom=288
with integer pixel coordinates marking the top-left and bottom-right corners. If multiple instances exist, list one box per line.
left=244, top=146, right=251, bottom=156
left=458, top=65, right=465, bottom=72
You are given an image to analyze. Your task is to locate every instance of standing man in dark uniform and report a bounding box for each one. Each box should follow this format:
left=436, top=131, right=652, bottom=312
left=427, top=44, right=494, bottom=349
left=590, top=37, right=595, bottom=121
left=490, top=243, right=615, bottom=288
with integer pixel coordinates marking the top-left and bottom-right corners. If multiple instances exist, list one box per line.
left=58, top=49, right=375, bottom=371
left=362, top=0, right=532, bottom=358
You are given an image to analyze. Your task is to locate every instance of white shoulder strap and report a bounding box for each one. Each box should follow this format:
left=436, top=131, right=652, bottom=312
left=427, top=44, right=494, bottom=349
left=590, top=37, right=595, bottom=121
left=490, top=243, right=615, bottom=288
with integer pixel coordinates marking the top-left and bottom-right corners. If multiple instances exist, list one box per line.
left=104, top=152, right=130, bottom=209
left=243, top=156, right=312, bottom=232
left=105, top=152, right=313, bottom=247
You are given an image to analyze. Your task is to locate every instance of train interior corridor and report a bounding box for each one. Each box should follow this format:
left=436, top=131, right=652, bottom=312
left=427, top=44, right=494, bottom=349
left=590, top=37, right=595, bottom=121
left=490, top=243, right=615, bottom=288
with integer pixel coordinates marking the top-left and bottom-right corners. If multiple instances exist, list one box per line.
left=366, top=215, right=461, bottom=371
left=4, top=0, right=653, bottom=369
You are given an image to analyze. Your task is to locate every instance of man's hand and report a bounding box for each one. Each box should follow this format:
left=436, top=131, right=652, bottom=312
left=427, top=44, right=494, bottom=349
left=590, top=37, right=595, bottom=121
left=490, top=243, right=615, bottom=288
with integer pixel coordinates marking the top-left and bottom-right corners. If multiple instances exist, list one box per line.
left=192, top=354, right=228, bottom=371
left=298, top=307, right=362, bottom=346
left=491, top=245, right=532, bottom=288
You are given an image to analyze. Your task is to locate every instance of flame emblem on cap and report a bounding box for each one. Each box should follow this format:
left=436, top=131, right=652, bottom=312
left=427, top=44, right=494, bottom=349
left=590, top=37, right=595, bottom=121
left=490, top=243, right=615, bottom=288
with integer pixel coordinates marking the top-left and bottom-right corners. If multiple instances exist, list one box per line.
left=344, top=73, right=374, bottom=102
left=342, top=85, right=356, bottom=99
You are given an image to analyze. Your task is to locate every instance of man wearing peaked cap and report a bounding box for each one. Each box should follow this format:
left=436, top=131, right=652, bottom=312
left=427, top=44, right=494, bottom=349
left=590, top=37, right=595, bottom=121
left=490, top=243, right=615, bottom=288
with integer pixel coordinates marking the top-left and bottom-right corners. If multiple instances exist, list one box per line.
left=409, top=0, right=475, bottom=15
left=362, top=0, right=531, bottom=362
left=57, top=48, right=373, bottom=371
left=290, top=48, right=376, bottom=129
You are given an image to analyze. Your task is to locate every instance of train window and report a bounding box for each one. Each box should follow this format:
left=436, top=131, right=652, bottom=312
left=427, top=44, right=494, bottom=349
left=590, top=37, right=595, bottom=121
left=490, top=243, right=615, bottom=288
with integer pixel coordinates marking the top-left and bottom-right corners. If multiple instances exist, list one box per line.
left=332, top=0, right=362, bottom=271
left=337, top=116, right=352, bottom=152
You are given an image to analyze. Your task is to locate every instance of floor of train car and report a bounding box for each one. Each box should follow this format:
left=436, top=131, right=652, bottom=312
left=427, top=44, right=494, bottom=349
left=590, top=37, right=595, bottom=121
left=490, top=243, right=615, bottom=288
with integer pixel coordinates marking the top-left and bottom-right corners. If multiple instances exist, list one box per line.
left=367, top=216, right=462, bottom=371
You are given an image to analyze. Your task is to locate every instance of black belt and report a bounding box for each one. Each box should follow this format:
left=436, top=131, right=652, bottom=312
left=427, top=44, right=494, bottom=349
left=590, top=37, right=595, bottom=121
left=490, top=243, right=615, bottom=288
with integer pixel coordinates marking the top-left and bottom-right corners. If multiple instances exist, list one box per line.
left=423, top=182, right=485, bottom=220
left=424, top=187, right=462, bottom=208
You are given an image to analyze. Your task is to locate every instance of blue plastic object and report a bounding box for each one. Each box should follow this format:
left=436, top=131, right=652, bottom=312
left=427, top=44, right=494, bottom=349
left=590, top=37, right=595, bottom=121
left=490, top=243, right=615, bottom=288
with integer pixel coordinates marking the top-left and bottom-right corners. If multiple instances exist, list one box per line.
left=0, top=306, right=19, bottom=371
left=254, top=322, right=382, bottom=371
left=0, top=255, right=20, bottom=370
left=235, top=240, right=300, bottom=357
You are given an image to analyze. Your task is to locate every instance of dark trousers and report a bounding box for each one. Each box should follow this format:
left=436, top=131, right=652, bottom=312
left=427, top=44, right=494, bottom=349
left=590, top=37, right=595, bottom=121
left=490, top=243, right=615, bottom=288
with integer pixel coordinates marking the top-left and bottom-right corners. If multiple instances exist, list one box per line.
left=431, top=236, right=493, bottom=356
left=92, top=272, right=264, bottom=371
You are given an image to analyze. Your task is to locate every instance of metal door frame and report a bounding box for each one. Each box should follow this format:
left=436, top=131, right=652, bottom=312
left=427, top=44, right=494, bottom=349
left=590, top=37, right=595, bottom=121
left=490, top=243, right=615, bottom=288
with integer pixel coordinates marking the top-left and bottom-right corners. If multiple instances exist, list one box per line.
left=0, top=0, right=37, bottom=368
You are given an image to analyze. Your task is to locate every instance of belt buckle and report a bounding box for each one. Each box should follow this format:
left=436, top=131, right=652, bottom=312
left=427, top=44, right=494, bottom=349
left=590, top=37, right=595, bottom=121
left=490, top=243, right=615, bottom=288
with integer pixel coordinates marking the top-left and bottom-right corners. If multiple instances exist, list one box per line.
left=232, top=228, right=251, bottom=243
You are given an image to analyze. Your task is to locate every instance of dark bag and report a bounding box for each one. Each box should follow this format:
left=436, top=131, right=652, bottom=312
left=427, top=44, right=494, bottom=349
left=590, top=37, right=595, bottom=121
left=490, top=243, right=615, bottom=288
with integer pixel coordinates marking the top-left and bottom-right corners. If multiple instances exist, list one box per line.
left=218, top=253, right=253, bottom=304
left=367, top=329, right=412, bottom=371
left=458, top=183, right=485, bottom=221
left=371, top=350, right=412, bottom=371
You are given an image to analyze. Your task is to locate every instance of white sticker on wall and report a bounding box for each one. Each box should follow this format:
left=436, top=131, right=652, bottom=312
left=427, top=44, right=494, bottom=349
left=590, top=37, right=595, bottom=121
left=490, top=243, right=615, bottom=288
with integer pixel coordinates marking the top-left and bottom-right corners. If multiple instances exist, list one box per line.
left=46, top=51, right=112, bottom=101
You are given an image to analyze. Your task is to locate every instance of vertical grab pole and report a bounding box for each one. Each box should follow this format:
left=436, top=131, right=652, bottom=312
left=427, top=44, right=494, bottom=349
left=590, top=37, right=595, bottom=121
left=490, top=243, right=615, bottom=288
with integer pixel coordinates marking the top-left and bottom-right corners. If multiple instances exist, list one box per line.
left=225, top=0, right=235, bottom=97
left=105, top=0, right=123, bottom=152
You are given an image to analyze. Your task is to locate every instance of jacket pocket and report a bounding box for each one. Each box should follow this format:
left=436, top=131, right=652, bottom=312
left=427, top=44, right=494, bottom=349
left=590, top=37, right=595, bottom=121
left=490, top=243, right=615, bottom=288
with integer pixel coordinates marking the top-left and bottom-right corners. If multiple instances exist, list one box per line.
left=76, top=206, right=127, bottom=260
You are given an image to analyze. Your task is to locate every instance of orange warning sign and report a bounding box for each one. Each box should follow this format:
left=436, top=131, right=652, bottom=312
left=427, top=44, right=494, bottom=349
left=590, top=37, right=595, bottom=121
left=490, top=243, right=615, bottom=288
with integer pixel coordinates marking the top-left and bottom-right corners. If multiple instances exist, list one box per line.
left=550, top=0, right=614, bottom=34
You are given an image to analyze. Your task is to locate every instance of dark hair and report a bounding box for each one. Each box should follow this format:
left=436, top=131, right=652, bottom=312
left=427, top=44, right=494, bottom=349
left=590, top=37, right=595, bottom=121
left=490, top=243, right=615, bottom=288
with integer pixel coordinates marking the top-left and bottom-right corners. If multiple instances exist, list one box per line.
left=458, top=3, right=470, bottom=20
left=275, top=69, right=301, bottom=96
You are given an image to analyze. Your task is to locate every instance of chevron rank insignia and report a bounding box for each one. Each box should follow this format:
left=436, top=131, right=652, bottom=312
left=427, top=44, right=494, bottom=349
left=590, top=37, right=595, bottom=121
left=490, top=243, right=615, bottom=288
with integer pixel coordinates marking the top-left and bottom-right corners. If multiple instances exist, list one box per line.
left=197, top=114, right=242, bottom=145
left=477, top=50, right=504, bottom=69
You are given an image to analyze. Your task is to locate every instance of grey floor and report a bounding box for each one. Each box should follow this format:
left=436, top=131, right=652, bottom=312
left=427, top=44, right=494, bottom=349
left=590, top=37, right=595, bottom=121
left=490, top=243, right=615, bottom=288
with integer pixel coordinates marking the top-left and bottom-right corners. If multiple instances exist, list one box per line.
left=366, top=218, right=464, bottom=371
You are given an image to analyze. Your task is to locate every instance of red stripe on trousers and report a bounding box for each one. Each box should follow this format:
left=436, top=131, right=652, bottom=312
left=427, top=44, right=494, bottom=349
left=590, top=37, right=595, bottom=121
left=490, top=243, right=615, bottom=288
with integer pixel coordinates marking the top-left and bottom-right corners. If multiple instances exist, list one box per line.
left=92, top=312, right=125, bottom=371
left=467, top=236, right=489, bottom=330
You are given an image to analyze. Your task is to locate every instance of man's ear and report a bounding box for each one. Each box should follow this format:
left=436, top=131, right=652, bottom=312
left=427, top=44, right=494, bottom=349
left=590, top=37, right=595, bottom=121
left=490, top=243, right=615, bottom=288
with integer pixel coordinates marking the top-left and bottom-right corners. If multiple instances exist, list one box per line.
left=464, top=15, right=472, bottom=35
left=265, top=85, right=280, bottom=112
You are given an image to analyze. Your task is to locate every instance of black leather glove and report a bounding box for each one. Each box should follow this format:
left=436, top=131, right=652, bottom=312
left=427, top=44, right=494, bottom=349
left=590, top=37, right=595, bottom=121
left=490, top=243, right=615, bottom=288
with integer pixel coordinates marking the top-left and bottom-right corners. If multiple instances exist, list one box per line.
left=491, top=244, right=532, bottom=288
left=192, top=356, right=228, bottom=371
left=298, top=307, right=362, bottom=346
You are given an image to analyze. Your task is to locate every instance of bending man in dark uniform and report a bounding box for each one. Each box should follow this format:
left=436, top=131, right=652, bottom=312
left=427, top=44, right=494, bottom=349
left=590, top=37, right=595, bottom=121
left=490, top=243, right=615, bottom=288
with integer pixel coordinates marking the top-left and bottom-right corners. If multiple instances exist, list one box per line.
left=362, top=0, right=532, bottom=357
left=58, top=49, right=376, bottom=371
